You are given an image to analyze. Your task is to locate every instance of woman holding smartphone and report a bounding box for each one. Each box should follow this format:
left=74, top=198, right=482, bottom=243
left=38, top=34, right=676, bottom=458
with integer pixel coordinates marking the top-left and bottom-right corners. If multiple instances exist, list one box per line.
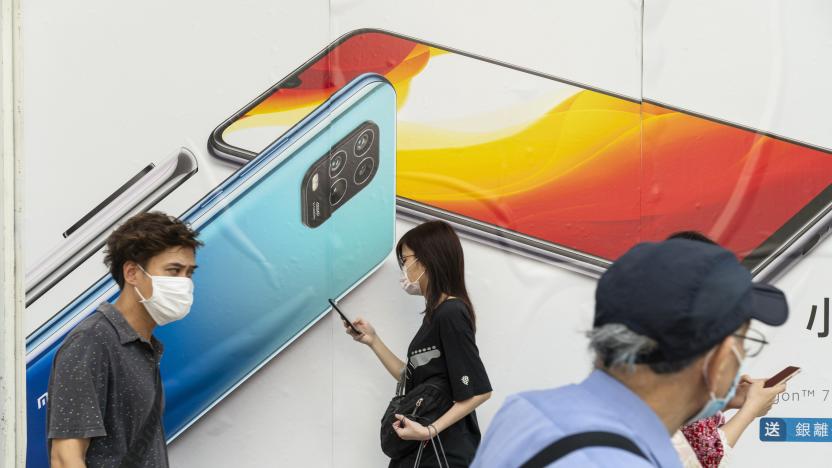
left=672, top=374, right=786, bottom=467
left=345, top=220, right=492, bottom=467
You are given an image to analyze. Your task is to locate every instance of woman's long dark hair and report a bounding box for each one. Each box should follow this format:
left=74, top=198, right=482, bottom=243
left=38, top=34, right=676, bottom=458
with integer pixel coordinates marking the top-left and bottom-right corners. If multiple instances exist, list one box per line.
left=396, top=221, right=476, bottom=330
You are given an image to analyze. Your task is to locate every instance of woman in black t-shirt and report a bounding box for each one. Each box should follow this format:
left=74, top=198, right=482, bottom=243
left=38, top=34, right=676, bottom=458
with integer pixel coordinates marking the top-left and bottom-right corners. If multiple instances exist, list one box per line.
left=344, top=221, right=492, bottom=467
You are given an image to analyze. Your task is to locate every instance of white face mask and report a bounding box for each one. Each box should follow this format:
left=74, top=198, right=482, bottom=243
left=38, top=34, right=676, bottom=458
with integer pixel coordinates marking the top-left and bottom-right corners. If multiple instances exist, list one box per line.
left=134, top=265, right=194, bottom=326
left=399, top=260, right=424, bottom=296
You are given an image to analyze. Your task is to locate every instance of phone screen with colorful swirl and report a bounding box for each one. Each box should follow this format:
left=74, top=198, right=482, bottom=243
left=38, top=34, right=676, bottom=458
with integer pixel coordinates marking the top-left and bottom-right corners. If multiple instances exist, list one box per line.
left=214, top=30, right=832, bottom=272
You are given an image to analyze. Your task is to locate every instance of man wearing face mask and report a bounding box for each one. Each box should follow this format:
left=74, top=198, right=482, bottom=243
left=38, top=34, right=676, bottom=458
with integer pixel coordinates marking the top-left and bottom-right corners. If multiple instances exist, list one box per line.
left=472, top=238, right=789, bottom=468
left=47, top=212, right=201, bottom=468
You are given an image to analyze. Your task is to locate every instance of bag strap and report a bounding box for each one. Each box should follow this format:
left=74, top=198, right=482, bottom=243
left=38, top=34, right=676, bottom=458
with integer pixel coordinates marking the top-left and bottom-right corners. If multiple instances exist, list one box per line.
left=118, top=363, right=163, bottom=468
left=396, top=366, right=406, bottom=397
left=413, top=425, right=449, bottom=468
left=520, top=431, right=649, bottom=468
left=396, top=365, right=413, bottom=397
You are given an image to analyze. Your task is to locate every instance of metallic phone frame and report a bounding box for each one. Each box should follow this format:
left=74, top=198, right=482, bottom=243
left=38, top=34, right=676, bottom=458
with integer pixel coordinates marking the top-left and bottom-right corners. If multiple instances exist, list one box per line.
left=396, top=198, right=608, bottom=278
left=750, top=190, right=832, bottom=281
left=25, top=148, right=198, bottom=306
left=207, top=28, right=832, bottom=280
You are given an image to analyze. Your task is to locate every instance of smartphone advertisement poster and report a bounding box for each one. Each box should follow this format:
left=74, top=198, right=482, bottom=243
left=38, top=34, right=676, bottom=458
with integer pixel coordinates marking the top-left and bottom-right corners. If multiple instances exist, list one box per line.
left=17, top=1, right=832, bottom=467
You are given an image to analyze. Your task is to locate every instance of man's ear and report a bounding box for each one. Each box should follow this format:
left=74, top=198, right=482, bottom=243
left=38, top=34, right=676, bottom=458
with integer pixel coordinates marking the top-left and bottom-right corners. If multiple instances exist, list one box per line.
left=123, top=261, right=140, bottom=287
left=705, top=335, right=736, bottom=391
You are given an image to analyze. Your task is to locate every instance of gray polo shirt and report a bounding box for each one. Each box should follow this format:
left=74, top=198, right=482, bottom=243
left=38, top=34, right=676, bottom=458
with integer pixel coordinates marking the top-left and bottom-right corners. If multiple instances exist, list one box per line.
left=47, top=302, right=168, bottom=468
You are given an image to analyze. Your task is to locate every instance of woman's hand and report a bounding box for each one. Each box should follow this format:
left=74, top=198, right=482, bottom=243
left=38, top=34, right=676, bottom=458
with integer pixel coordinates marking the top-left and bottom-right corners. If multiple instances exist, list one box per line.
left=726, top=374, right=753, bottom=410
left=343, top=316, right=376, bottom=346
left=739, top=378, right=787, bottom=418
left=393, top=414, right=432, bottom=441
left=721, top=377, right=788, bottom=447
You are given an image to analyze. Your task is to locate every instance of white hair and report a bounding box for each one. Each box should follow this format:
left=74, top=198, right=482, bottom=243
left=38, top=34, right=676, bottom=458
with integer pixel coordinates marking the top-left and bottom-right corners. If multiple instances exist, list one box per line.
left=587, top=324, right=696, bottom=374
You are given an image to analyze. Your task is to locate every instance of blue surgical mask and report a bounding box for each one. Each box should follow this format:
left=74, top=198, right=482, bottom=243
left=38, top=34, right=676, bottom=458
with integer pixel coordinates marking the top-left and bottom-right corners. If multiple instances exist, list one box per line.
left=687, top=346, right=744, bottom=423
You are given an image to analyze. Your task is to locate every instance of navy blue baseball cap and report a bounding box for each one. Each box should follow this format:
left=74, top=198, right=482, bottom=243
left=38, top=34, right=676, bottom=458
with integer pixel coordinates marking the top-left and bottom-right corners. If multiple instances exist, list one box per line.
left=594, top=238, right=789, bottom=363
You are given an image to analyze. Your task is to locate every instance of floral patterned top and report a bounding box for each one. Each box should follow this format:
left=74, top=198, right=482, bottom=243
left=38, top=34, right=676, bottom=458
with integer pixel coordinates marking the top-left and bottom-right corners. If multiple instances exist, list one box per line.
left=672, top=412, right=732, bottom=468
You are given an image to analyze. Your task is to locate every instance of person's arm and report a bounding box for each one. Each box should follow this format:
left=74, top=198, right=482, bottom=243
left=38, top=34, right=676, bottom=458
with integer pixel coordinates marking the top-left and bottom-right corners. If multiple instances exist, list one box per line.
left=720, top=411, right=756, bottom=447
left=431, top=392, right=492, bottom=433
left=344, top=317, right=405, bottom=380
left=721, top=378, right=787, bottom=447
left=368, top=335, right=406, bottom=380
left=394, top=392, right=492, bottom=440
left=46, top=332, right=109, bottom=466
left=50, top=438, right=90, bottom=468
left=679, top=413, right=725, bottom=466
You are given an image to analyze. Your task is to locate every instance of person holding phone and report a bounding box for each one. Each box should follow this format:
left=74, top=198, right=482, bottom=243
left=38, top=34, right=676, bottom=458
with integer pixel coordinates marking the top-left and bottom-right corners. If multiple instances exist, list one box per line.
left=666, top=231, right=789, bottom=467
left=672, top=373, right=786, bottom=467
left=344, top=220, right=492, bottom=467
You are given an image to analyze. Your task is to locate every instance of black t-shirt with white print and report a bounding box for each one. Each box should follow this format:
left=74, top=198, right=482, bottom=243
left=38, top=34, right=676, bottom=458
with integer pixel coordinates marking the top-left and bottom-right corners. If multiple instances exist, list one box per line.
left=396, top=298, right=491, bottom=467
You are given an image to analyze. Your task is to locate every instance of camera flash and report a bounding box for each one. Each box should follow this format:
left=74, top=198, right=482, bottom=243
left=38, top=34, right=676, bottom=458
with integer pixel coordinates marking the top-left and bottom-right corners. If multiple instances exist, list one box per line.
left=312, top=173, right=319, bottom=191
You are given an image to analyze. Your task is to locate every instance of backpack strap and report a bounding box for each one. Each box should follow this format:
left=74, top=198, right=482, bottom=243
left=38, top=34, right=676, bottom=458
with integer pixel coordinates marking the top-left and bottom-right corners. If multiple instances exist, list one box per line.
left=118, top=364, right=163, bottom=468
left=520, top=431, right=650, bottom=468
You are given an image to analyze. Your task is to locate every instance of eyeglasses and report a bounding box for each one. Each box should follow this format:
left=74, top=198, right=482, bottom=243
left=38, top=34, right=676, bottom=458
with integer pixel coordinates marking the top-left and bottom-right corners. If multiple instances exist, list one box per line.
left=732, top=327, right=769, bottom=358
left=397, top=254, right=415, bottom=267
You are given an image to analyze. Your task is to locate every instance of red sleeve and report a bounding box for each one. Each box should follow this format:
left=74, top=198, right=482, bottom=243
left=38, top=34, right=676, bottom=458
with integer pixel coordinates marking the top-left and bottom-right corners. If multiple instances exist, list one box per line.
left=680, top=412, right=726, bottom=468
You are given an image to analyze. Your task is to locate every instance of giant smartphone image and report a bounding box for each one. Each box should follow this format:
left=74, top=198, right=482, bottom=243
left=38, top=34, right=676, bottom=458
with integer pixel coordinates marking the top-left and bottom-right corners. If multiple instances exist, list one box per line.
left=25, top=148, right=198, bottom=306
left=24, top=73, right=396, bottom=468
left=209, top=29, right=832, bottom=280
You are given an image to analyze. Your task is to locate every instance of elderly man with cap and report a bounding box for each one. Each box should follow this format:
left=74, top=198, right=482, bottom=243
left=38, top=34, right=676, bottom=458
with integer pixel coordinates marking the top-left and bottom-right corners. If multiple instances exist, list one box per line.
left=471, top=239, right=789, bottom=467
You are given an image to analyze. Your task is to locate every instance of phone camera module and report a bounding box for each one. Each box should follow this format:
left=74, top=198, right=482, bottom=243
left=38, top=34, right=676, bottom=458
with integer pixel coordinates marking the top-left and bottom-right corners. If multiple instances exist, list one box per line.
left=354, top=157, right=375, bottom=185
left=353, top=129, right=374, bottom=157
left=329, top=150, right=347, bottom=178
left=303, top=122, right=378, bottom=228
left=329, top=178, right=348, bottom=206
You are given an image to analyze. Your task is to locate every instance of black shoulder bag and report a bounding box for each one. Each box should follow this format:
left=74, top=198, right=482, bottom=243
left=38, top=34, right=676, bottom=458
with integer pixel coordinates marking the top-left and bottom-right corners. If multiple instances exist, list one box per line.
left=380, top=369, right=453, bottom=460
left=118, top=366, right=163, bottom=468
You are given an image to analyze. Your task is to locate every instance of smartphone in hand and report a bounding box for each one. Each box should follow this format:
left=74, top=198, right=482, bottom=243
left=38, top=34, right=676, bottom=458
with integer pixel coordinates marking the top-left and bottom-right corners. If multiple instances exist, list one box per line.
left=329, top=298, right=362, bottom=336
left=765, top=366, right=801, bottom=388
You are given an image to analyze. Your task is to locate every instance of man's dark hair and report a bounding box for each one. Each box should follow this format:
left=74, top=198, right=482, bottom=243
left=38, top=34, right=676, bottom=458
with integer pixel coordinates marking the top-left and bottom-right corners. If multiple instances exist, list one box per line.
left=666, top=230, right=717, bottom=245
left=104, top=212, right=202, bottom=288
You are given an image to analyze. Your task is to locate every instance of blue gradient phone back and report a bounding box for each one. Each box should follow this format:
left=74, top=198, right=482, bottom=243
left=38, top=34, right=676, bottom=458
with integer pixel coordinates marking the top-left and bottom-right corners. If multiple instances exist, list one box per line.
left=24, top=74, right=396, bottom=467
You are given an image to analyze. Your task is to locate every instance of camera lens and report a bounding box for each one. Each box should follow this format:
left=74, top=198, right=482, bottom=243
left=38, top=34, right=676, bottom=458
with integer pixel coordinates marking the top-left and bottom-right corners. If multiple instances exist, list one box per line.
left=353, top=129, right=374, bottom=157
left=329, top=150, right=347, bottom=178
left=354, top=157, right=375, bottom=185
left=329, top=178, right=348, bottom=206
